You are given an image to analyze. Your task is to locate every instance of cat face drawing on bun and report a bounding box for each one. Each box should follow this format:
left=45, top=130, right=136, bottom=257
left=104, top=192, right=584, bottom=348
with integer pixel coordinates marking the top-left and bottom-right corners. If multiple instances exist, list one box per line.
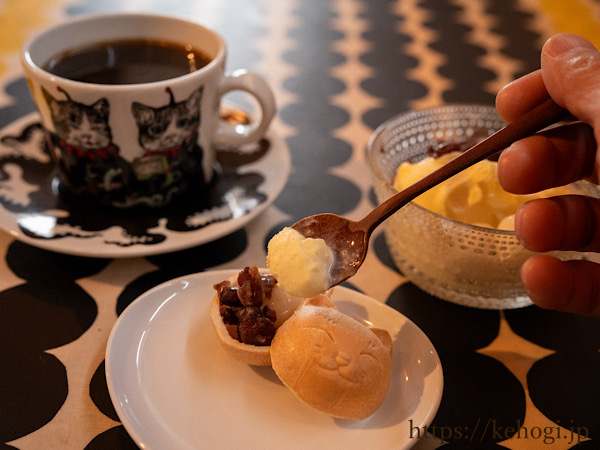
left=271, top=295, right=393, bottom=420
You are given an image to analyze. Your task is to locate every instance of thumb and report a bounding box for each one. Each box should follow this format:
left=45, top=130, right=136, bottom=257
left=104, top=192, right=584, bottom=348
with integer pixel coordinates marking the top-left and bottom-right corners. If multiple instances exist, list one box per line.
left=541, top=33, right=600, bottom=131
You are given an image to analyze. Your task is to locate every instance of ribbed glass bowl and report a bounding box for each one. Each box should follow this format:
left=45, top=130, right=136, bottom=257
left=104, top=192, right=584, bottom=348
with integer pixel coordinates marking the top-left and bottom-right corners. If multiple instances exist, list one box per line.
left=368, top=104, right=597, bottom=309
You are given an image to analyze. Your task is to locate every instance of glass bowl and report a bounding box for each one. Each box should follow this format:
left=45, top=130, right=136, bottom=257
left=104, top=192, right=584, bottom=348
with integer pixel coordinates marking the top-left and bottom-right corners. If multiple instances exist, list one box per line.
left=368, top=104, right=598, bottom=309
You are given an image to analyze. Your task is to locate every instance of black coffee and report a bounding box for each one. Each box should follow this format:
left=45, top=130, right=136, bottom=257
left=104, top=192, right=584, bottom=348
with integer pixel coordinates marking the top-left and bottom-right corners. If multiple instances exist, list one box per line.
left=43, top=39, right=212, bottom=84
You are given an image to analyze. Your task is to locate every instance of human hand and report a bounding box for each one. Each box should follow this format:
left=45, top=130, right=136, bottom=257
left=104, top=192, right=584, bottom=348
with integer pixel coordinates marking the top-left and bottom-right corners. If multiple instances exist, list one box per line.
left=496, top=33, right=600, bottom=316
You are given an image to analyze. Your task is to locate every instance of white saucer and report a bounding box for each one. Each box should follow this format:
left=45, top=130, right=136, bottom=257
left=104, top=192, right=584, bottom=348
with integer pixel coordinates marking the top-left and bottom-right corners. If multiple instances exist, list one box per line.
left=105, top=270, right=444, bottom=450
left=0, top=113, right=290, bottom=258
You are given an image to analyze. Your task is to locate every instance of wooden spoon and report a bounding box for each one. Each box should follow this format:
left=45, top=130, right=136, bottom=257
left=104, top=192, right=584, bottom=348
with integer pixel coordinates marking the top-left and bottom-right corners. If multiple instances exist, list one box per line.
left=291, top=98, right=570, bottom=288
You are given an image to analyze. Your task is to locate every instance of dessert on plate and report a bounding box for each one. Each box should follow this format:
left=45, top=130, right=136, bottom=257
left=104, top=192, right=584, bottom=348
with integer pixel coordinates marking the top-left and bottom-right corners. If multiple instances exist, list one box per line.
left=210, top=266, right=393, bottom=419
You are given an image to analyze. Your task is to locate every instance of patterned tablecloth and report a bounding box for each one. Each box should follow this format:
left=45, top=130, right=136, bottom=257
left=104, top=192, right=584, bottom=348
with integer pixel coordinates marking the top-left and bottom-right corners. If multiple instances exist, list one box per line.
left=1, top=1, right=599, bottom=449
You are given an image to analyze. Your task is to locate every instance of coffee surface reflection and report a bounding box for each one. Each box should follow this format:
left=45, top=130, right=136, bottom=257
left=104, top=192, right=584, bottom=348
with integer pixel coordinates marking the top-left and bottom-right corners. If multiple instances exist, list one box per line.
left=43, top=39, right=212, bottom=84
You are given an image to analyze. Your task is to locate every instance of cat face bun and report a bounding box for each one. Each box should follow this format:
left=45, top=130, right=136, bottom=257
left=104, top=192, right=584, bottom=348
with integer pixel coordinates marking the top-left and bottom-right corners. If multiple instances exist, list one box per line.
left=270, top=295, right=393, bottom=420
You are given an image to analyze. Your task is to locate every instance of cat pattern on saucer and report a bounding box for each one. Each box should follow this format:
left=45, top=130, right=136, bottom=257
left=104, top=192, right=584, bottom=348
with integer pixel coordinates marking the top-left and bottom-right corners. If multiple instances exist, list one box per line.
left=0, top=116, right=270, bottom=251
left=42, top=86, right=206, bottom=208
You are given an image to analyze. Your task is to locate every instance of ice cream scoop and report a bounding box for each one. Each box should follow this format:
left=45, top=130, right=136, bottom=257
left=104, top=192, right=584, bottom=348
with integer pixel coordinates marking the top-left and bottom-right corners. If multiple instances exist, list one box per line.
left=394, top=151, right=575, bottom=230
left=267, top=227, right=333, bottom=298
left=289, top=98, right=569, bottom=291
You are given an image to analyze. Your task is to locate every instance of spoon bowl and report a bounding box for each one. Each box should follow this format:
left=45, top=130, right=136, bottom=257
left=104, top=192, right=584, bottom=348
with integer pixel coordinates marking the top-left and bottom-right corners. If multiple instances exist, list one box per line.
left=291, top=213, right=367, bottom=287
left=292, top=99, right=569, bottom=291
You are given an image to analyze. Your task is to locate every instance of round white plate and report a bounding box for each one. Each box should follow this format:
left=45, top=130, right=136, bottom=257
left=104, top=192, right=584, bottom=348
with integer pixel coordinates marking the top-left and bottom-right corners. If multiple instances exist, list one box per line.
left=105, top=270, right=444, bottom=450
left=0, top=114, right=290, bottom=258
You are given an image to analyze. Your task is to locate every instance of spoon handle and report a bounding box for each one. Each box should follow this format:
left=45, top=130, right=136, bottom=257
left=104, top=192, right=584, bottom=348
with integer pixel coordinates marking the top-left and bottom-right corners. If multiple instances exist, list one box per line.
left=362, top=98, right=570, bottom=232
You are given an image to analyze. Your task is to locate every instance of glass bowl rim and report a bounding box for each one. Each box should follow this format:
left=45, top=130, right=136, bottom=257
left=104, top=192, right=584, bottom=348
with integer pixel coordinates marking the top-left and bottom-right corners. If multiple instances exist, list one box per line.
left=367, top=103, right=521, bottom=236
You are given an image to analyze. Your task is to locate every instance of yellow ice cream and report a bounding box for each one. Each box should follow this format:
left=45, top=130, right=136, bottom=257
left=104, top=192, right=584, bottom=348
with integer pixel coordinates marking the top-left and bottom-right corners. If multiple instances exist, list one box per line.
left=267, top=227, right=333, bottom=298
left=394, top=152, right=574, bottom=230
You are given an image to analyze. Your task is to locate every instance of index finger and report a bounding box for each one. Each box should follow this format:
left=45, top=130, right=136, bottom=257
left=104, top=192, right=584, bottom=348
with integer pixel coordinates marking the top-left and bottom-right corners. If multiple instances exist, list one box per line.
left=495, top=70, right=550, bottom=122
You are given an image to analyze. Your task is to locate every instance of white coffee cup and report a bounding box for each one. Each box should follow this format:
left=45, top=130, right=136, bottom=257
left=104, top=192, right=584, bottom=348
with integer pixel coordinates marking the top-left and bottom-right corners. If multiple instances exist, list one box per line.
left=21, top=13, right=275, bottom=208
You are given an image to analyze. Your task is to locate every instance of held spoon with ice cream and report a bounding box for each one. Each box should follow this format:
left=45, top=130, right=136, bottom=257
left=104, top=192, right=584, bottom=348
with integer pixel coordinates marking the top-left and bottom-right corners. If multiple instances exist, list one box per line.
left=268, top=98, right=570, bottom=297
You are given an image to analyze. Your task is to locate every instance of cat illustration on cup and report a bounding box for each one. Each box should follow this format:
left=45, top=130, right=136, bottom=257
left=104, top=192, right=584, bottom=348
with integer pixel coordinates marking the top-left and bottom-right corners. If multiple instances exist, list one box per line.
left=130, top=87, right=205, bottom=205
left=42, top=86, right=131, bottom=203
left=41, top=86, right=206, bottom=207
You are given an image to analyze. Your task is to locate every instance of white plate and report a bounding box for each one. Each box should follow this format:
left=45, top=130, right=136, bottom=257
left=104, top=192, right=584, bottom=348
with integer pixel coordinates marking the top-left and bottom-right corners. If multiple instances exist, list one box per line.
left=105, top=270, right=444, bottom=450
left=0, top=113, right=290, bottom=258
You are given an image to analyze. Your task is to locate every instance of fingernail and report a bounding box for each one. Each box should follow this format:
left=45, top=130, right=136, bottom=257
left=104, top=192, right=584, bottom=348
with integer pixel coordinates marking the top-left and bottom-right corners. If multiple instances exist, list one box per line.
left=545, top=33, right=596, bottom=58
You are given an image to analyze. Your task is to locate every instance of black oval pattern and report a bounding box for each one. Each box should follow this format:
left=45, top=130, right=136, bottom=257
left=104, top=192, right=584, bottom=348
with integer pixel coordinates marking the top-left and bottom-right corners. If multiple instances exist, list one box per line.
left=276, top=0, right=360, bottom=223
left=505, top=306, right=600, bottom=442
left=386, top=283, right=525, bottom=445
left=360, top=0, right=428, bottom=128
left=1, top=254, right=98, bottom=442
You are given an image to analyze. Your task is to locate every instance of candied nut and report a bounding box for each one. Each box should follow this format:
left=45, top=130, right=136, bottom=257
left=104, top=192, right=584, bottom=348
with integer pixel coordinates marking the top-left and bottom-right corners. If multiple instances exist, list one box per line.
left=263, top=305, right=277, bottom=323
left=249, top=266, right=261, bottom=278
left=213, top=280, right=231, bottom=296
left=219, top=304, right=239, bottom=325
left=261, top=274, right=277, bottom=298
left=214, top=267, right=278, bottom=346
left=220, top=286, right=242, bottom=306
left=237, top=266, right=255, bottom=286
left=239, top=310, right=276, bottom=346
left=237, top=276, right=263, bottom=307
left=225, top=324, right=239, bottom=341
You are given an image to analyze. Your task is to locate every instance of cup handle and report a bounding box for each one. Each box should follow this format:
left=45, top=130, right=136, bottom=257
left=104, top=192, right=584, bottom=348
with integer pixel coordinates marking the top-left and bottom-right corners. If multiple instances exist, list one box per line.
left=213, top=69, right=276, bottom=146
